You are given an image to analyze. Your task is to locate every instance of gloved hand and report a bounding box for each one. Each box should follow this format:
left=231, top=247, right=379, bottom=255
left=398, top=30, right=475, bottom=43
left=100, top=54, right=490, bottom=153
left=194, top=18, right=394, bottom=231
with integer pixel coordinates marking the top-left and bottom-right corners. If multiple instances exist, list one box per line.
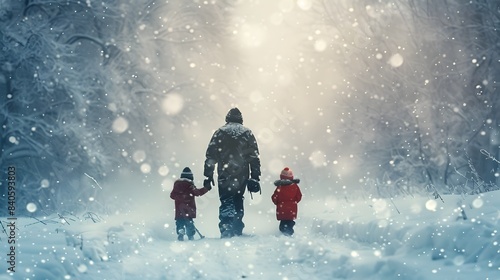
left=203, top=176, right=214, bottom=190
left=246, top=178, right=260, bottom=193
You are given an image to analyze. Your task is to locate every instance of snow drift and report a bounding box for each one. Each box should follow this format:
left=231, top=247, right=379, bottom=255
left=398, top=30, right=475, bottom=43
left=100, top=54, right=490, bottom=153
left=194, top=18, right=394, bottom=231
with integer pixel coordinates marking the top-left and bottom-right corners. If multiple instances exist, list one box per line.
left=2, top=190, right=500, bottom=279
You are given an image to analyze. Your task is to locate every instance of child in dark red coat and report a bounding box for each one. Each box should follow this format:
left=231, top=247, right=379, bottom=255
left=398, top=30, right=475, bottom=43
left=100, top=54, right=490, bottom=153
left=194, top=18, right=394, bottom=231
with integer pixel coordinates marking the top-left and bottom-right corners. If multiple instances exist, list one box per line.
left=272, top=167, right=302, bottom=236
left=170, top=167, right=210, bottom=241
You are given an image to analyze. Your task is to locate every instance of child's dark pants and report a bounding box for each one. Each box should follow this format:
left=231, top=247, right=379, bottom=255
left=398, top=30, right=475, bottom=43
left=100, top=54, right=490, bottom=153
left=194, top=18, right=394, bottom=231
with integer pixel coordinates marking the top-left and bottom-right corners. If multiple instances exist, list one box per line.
left=279, top=220, right=296, bottom=236
left=176, top=218, right=196, bottom=240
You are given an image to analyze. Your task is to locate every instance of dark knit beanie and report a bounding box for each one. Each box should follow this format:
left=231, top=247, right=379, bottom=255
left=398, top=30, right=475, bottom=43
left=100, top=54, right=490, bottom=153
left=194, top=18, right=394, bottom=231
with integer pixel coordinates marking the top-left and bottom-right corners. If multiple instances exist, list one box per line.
left=225, top=107, right=243, bottom=124
left=180, top=167, right=194, bottom=181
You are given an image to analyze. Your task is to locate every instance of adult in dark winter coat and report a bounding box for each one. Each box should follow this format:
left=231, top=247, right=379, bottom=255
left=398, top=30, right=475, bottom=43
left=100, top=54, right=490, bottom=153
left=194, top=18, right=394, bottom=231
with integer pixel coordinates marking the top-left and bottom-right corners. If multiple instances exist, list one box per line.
left=272, top=167, right=302, bottom=236
left=203, top=107, right=261, bottom=238
left=170, top=167, right=210, bottom=241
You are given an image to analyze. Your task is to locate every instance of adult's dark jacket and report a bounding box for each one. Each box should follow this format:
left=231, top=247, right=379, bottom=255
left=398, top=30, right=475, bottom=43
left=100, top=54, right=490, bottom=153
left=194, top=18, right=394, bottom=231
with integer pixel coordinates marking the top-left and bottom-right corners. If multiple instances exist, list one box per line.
left=170, top=178, right=208, bottom=219
left=204, top=122, right=261, bottom=193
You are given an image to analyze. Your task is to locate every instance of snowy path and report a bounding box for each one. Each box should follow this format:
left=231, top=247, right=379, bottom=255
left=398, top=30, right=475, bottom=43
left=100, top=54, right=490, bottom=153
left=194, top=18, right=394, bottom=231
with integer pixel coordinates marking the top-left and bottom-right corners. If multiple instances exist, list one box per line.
left=3, top=192, right=500, bottom=279
left=83, top=225, right=369, bottom=280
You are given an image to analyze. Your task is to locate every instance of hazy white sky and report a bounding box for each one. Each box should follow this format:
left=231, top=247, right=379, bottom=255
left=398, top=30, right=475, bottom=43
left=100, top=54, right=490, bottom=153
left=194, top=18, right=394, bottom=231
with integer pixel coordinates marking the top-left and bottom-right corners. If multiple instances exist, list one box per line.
left=125, top=0, right=365, bottom=198
left=114, top=0, right=412, bottom=199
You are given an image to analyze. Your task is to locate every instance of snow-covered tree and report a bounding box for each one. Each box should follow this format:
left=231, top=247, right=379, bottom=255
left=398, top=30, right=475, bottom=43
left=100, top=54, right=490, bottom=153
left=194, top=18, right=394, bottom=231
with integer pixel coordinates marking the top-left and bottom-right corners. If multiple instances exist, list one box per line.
left=301, top=0, right=500, bottom=195
left=0, top=0, right=233, bottom=215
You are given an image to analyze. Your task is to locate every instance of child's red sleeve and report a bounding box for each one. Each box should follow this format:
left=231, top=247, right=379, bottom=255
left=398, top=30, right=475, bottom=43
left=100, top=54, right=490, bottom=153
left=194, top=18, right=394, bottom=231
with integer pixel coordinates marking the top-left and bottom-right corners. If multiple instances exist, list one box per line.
left=271, top=188, right=279, bottom=205
left=295, top=185, right=302, bottom=203
left=192, top=185, right=208, bottom=196
left=170, top=186, right=177, bottom=200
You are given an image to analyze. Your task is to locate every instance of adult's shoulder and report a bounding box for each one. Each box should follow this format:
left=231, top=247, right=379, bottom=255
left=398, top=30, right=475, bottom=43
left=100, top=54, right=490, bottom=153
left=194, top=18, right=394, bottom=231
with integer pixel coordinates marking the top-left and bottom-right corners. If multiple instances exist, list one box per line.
left=219, top=122, right=252, bottom=136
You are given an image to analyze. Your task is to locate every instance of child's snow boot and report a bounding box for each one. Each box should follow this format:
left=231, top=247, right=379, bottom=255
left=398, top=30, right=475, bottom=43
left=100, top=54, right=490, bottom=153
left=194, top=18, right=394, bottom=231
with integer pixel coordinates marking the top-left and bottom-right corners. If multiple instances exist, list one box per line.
left=177, top=234, right=184, bottom=241
left=188, top=235, right=194, bottom=241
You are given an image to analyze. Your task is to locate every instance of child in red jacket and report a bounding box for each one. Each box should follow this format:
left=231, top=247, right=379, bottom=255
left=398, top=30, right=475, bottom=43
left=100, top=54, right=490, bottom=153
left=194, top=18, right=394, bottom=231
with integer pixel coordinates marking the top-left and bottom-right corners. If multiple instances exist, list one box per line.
left=272, top=167, right=302, bottom=236
left=170, top=167, right=211, bottom=241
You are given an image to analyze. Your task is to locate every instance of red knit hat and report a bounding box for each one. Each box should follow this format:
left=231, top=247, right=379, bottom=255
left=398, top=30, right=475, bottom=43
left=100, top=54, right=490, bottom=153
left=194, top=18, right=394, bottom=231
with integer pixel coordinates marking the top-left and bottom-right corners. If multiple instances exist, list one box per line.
left=280, top=167, right=294, bottom=180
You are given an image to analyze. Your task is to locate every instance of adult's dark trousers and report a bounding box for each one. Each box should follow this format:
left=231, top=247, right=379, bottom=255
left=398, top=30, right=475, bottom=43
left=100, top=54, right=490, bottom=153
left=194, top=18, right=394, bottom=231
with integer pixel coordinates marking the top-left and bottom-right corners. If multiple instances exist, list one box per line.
left=218, top=192, right=245, bottom=236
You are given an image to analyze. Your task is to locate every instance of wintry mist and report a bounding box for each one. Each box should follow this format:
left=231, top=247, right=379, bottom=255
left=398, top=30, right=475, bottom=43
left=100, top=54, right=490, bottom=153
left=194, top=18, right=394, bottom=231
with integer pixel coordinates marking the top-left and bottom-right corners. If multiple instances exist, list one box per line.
left=3, top=2, right=500, bottom=279
left=1, top=0, right=499, bottom=215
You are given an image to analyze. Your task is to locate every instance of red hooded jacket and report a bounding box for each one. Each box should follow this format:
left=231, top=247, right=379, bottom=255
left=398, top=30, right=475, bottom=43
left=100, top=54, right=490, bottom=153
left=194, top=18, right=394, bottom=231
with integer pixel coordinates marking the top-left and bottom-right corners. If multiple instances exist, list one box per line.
left=271, top=179, right=302, bottom=220
left=170, top=179, right=208, bottom=219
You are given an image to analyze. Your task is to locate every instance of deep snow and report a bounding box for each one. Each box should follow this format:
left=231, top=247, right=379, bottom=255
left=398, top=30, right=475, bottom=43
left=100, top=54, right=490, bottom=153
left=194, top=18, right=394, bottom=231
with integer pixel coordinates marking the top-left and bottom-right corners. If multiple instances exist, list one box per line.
left=2, top=188, right=500, bottom=280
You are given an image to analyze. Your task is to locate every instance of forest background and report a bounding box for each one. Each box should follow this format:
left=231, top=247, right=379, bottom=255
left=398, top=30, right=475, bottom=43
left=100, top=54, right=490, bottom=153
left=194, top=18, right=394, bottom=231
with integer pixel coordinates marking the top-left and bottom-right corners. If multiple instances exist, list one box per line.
left=1, top=0, right=499, bottom=215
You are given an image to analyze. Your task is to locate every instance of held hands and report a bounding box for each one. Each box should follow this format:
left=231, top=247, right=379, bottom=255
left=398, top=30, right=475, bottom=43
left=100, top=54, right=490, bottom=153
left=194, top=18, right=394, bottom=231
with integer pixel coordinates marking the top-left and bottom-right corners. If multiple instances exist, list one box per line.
left=203, top=176, right=214, bottom=190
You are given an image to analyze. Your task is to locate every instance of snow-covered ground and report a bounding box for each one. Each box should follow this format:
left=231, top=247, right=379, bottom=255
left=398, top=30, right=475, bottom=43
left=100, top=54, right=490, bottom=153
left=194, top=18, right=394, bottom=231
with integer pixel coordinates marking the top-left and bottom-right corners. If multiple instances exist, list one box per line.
left=2, top=188, right=500, bottom=280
